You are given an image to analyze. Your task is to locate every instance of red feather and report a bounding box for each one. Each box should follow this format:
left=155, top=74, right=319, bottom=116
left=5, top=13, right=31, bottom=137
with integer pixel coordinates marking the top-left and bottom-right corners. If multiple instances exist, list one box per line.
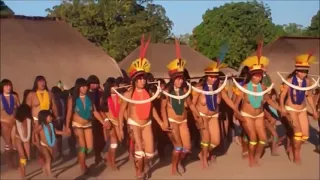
left=307, top=49, right=314, bottom=61
left=142, top=34, right=151, bottom=59
left=139, top=34, right=145, bottom=59
left=175, top=38, right=181, bottom=59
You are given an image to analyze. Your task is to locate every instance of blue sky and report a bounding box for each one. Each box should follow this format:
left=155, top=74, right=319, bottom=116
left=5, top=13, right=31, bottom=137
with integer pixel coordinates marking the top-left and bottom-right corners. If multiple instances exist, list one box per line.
left=4, top=0, right=320, bottom=35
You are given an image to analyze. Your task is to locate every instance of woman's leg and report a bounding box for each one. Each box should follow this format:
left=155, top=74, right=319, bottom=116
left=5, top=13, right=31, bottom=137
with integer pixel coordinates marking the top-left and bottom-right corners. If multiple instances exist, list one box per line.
left=75, top=128, right=87, bottom=173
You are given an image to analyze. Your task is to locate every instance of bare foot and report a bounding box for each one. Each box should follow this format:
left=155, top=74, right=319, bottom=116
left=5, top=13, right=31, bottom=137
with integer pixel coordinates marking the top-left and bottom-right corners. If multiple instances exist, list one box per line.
left=171, top=171, right=182, bottom=176
left=241, top=151, right=249, bottom=159
left=287, top=150, right=293, bottom=162
left=294, top=155, right=302, bottom=165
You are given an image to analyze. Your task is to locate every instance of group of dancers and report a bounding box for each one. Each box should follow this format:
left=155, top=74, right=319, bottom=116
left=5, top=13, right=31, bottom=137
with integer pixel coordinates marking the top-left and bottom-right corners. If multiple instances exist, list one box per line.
left=1, top=36, right=319, bottom=179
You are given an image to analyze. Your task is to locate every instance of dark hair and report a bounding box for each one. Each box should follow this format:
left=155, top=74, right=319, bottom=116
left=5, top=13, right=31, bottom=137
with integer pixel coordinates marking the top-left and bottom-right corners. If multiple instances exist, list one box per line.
left=15, top=104, right=32, bottom=122
left=87, top=75, right=100, bottom=85
left=38, top=110, right=52, bottom=125
left=202, top=75, right=220, bottom=90
left=0, top=79, right=13, bottom=94
left=32, top=75, right=48, bottom=92
left=165, top=75, right=186, bottom=94
left=51, top=86, right=62, bottom=95
left=72, top=78, right=88, bottom=111
left=22, top=89, right=32, bottom=104
left=101, top=77, right=117, bottom=112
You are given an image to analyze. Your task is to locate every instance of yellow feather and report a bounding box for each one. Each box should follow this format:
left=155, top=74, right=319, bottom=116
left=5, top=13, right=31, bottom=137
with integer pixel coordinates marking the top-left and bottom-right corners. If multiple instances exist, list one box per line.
left=167, top=58, right=187, bottom=72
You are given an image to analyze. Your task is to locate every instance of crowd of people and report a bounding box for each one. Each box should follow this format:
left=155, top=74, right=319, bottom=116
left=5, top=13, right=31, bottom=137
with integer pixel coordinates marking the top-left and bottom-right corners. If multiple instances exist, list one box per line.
left=1, top=38, right=319, bottom=180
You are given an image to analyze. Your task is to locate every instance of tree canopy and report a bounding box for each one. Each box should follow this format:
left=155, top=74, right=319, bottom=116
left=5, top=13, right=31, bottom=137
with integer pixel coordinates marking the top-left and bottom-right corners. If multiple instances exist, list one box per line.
left=46, top=0, right=173, bottom=61
left=191, top=1, right=294, bottom=68
left=306, top=10, right=320, bottom=37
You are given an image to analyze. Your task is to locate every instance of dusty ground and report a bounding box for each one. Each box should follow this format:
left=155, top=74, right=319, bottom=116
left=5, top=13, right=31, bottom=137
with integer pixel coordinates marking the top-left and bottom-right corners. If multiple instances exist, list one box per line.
left=1, top=120, right=319, bottom=180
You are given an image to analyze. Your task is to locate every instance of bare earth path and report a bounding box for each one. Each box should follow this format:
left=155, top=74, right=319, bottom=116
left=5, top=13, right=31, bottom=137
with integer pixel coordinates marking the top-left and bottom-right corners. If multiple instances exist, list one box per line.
left=1, top=120, right=319, bottom=180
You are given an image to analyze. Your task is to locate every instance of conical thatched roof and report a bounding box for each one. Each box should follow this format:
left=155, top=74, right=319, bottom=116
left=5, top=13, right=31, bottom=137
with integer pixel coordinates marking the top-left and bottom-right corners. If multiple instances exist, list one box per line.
left=119, top=43, right=237, bottom=79
left=0, top=15, right=122, bottom=96
left=0, top=1, right=14, bottom=16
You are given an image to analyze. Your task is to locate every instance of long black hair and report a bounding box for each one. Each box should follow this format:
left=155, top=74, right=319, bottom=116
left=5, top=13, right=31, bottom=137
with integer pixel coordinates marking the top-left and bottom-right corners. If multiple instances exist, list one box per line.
left=0, top=79, right=13, bottom=94
left=38, top=110, right=52, bottom=125
left=15, top=104, right=32, bottom=123
left=101, top=77, right=117, bottom=112
left=32, top=75, right=48, bottom=92
left=22, top=89, right=32, bottom=104
left=71, top=78, right=88, bottom=112
left=202, top=75, right=220, bottom=90
left=165, top=74, right=186, bottom=94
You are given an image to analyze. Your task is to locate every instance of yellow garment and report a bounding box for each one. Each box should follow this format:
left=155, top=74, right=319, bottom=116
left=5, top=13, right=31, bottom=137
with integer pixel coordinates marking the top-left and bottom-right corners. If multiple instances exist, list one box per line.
left=36, top=90, right=50, bottom=110
left=167, top=58, right=187, bottom=74
left=204, top=61, right=228, bottom=73
left=242, top=41, right=269, bottom=72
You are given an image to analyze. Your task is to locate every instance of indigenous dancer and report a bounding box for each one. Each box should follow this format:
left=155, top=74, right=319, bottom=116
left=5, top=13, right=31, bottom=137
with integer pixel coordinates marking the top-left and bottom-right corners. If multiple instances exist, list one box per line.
left=233, top=41, right=281, bottom=167
left=14, top=104, right=33, bottom=177
left=191, top=46, right=243, bottom=168
left=87, top=75, right=106, bottom=165
left=114, top=34, right=169, bottom=180
left=101, top=77, right=120, bottom=170
left=33, top=110, right=69, bottom=177
left=26, top=75, right=58, bottom=124
left=0, top=79, right=20, bottom=167
left=277, top=52, right=319, bottom=164
left=65, top=78, right=109, bottom=173
left=160, top=39, right=202, bottom=175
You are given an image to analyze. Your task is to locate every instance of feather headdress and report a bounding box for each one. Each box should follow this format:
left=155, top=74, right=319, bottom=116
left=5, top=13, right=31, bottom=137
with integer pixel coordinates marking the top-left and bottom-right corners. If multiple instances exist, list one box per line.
left=242, top=39, right=269, bottom=73
left=204, top=41, right=229, bottom=75
left=295, top=50, right=317, bottom=70
left=127, top=34, right=151, bottom=79
left=166, top=39, right=187, bottom=78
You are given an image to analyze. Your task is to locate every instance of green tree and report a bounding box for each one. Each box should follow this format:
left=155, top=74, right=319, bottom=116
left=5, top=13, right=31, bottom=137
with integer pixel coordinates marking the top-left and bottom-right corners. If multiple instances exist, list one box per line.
left=282, top=23, right=307, bottom=36
left=306, top=10, right=320, bottom=37
left=0, top=0, right=15, bottom=16
left=46, top=0, right=173, bottom=61
left=191, top=1, right=279, bottom=68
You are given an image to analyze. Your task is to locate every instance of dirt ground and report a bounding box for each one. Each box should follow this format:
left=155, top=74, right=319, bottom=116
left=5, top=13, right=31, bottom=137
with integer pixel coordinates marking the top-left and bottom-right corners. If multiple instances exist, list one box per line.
left=1, top=120, right=319, bottom=180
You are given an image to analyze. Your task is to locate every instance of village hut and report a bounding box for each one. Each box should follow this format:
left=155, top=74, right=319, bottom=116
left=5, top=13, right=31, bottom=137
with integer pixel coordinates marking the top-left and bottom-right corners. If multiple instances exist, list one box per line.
left=237, top=36, right=320, bottom=92
left=118, top=43, right=237, bottom=80
left=0, top=15, right=122, bottom=96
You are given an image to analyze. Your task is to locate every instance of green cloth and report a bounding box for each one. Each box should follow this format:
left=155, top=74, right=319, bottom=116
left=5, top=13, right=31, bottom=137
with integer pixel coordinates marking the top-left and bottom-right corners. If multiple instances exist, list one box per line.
left=170, top=89, right=185, bottom=115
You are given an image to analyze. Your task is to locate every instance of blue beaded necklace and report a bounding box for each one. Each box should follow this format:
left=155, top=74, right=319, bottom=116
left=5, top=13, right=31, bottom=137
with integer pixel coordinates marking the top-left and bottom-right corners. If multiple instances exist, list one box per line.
left=247, top=81, right=263, bottom=108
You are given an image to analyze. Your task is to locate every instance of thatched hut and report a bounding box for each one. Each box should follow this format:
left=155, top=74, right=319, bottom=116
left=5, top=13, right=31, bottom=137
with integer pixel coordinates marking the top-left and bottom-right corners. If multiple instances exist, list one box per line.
left=237, top=36, right=320, bottom=91
left=118, top=43, right=237, bottom=79
left=0, top=15, right=122, bottom=96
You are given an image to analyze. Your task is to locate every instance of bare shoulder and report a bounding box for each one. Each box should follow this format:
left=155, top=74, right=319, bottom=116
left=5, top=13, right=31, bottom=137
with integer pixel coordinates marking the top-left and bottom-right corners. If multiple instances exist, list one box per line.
left=123, top=89, right=132, bottom=98
left=195, top=83, right=203, bottom=90
left=13, top=94, right=19, bottom=101
left=286, top=77, right=293, bottom=82
left=306, top=77, right=313, bottom=85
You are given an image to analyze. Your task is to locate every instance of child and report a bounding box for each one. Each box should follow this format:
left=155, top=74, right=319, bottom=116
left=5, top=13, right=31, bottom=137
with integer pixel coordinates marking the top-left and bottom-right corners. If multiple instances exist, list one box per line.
left=14, top=104, right=33, bottom=177
left=33, top=110, right=69, bottom=177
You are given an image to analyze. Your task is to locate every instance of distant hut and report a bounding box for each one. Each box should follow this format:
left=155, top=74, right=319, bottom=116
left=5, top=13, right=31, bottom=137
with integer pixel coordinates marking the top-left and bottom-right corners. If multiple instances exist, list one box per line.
left=0, top=15, right=122, bottom=96
left=119, top=43, right=237, bottom=79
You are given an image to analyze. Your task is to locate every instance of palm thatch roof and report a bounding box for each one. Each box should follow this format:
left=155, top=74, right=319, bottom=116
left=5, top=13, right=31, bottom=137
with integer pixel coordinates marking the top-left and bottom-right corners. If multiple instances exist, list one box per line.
left=238, top=36, right=320, bottom=91
left=0, top=15, right=122, bottom=96
left=118, top=43, right=237, bottom=79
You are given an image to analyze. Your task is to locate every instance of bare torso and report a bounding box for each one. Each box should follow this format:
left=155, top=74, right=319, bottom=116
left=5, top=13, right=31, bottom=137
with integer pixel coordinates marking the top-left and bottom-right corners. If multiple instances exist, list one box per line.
left=194, top=85, right=221, bottom=116
left=28, top=92, right=53, bottom=119
left=284, top=77, right=311, bottom=110
left=125, top=89, right=151, bottom=126
left=240, top=84, right=264, bottom=116
left=0, top=94, right=19, bottom=125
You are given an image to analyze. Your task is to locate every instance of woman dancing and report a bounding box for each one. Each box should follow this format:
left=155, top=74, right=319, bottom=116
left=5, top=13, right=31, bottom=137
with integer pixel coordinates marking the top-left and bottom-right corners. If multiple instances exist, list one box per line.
left=233, top=41, right=281, bottom=167
left=101, top=77, right=120, bottom=170
left=277, top=52, right=319, bottom=164
left=161, top=40, right=202, bottom=175
left=65, top=78, right=109, bottom=173
left=0, top=79, right=20, bottom=167
left=14, top=104, right=33, bottom=177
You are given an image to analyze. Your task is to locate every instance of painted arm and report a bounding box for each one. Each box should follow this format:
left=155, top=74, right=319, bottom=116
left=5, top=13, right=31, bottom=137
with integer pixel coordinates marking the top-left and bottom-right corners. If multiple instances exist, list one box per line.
left=279, top=83, right=289, bottom=113
left=92, top=104, right=109, bottom=128
left=221, top=89, right=239, bottom=113
left=152, top=106, right=163, bottom=127
left=306, top=79, right=318, bottom=119
left=160, top=95, right=169, bottom=127
left=118, top=91, right=130, bottom=129
left=14, top=94, right=20, bottom=106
